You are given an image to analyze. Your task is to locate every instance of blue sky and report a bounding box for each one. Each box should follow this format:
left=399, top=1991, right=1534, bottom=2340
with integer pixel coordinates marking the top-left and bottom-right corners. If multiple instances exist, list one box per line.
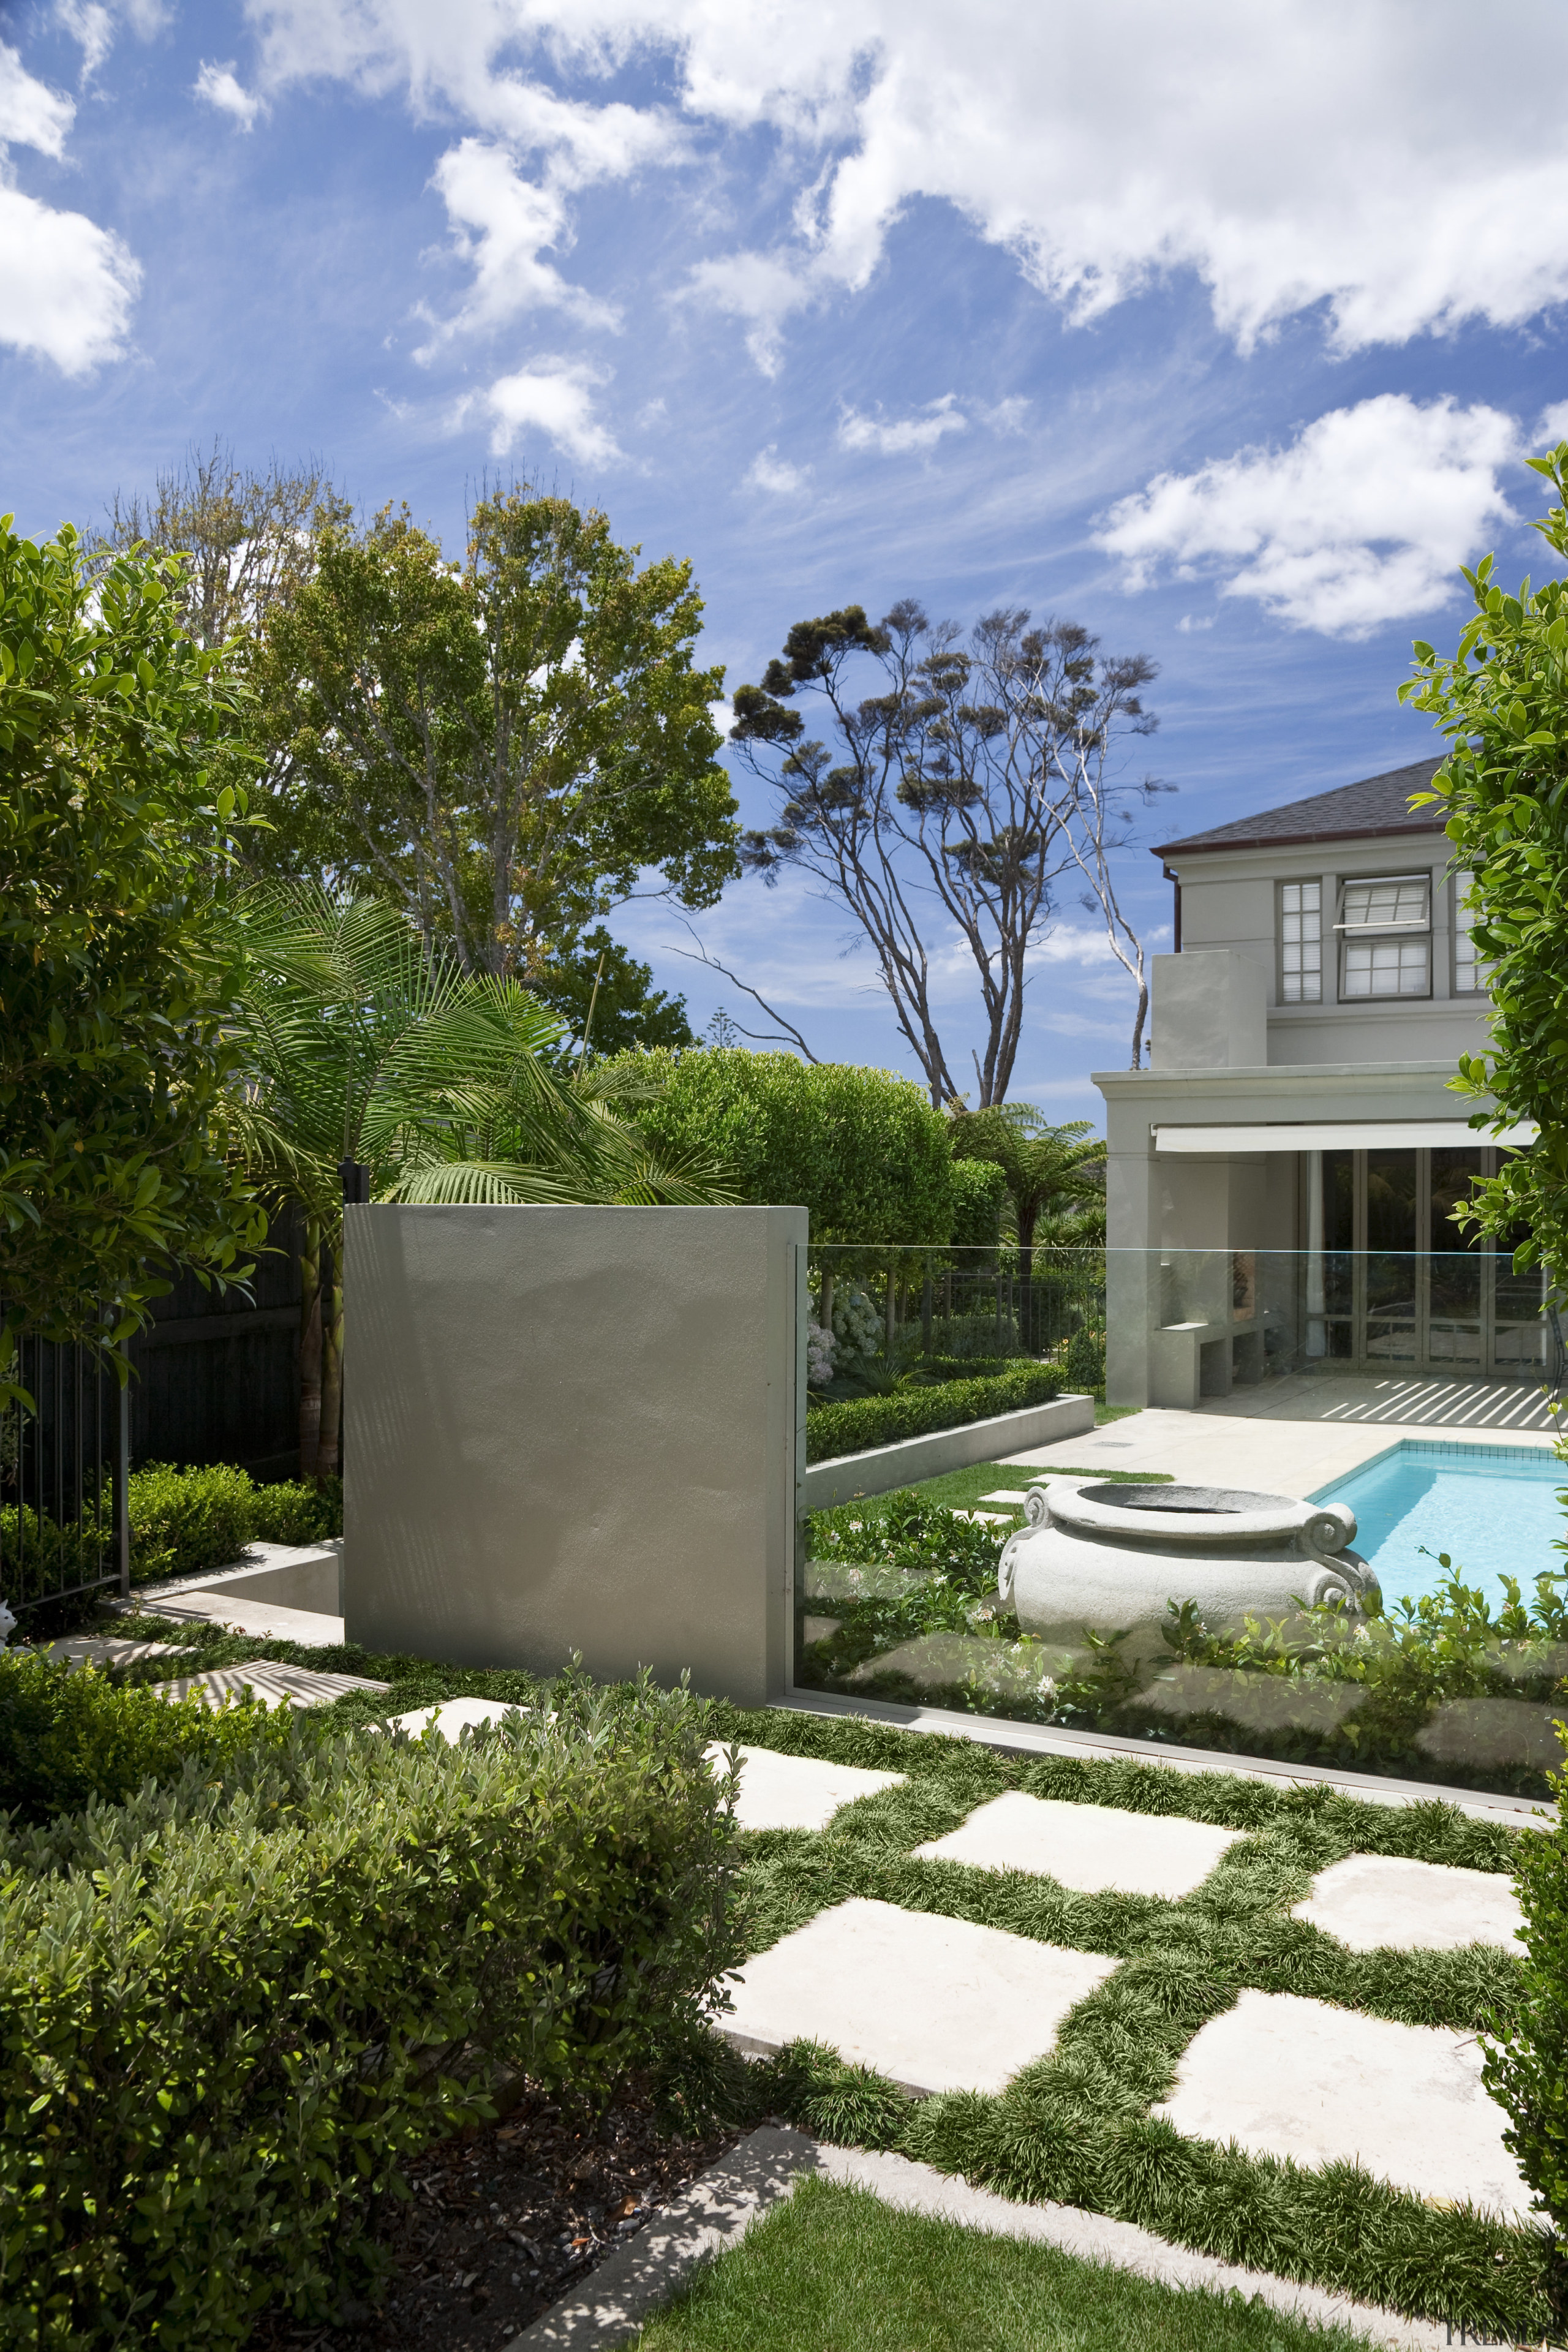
left=5, top=0, right=1568, bottom=1122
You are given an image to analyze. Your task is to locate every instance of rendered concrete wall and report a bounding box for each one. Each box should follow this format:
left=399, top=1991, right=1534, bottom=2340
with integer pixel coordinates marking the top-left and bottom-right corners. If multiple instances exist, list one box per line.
left=801, top=1393, right=1096, bottom=1509
left=1150, top=951, right=1267, bottom=1070
left=343, top=1205, right=805, bottom=1704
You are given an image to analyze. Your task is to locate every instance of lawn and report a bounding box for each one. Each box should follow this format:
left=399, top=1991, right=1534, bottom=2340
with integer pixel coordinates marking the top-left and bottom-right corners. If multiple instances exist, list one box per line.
left=821, top=1455, right=1173, bottom=1517
left=636, top=2174, right=1391, bottom=2352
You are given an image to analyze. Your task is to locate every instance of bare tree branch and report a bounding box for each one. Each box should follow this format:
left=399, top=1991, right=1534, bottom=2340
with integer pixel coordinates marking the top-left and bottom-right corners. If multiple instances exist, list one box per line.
left=669, top=919, right=820, bottom=1061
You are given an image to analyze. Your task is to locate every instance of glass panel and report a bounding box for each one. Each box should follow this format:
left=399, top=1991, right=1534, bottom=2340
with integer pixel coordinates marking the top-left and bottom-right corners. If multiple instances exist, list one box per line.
left=1342, top=935, right=1430, bottom=997
left=1340, top=875, right=1430, bottom=929
left=1364, top=1152, right=1417, bottom=1360
left=1322, top=1148, right=1354, bottom=1355
left=1428, top=1147, right=1484, bottom=1364
left=1453, top=869, right=1491, bottom=994
left=1279, top=880, right=1321, bottom=1003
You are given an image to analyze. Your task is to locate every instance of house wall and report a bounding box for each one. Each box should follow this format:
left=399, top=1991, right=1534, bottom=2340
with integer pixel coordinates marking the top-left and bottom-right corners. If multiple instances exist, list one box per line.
left=342, top=1204, right=804, bottom=1702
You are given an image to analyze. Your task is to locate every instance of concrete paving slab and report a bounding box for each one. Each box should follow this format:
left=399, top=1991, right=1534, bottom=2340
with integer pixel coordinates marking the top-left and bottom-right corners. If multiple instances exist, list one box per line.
left=1130, top=1664, right=1367, bottom=1740
left=1293, top=1852, right=1525, bottom=1953
left=914, top=1789, right=1242, bottom=1899
left=148, top=1660, right=389, bottom=1710
left=977, top=1490, right=1030, bottom=1508
left=721, top=1896, right=1117, bottom=2094
left=846, top=1631, right=1050, bottom=1698
left=516, top=2127, right=819, bottom=2348
left=1155, top=1988, right=1534, bottom=2220
left=704, top=1743, right=904, bottom=1832
left=129, top=1591, right=347, bottom=1645
left=799, top=1615, right=842, bottom=1647
left=951, top=1509, right=1015, bottom=1525
left=816, top=2146, right=1460, bottom=2350
left=387, top=1697, right=527, bottom=1743
left=43, top=1636, right=181, bottom=1672
left=1417, top=1697, right=1568, bottom=1774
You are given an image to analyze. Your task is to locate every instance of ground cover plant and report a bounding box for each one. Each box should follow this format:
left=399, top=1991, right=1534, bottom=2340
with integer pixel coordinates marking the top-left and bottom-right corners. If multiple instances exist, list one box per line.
left=58, top=1615, right=1554, bottom=2338
left=0, top=1660, right=742, bottom=2350
left=636, top=2172, right=1397, bottom=2352
left=797, top=1467, right=1568, bottom=1799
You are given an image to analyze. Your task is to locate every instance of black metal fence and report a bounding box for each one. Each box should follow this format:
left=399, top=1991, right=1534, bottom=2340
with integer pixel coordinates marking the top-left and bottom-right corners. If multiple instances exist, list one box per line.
left=809, top=1243, right=1106, bottom=1380
left=1, top=1331, right=129, bottom=1618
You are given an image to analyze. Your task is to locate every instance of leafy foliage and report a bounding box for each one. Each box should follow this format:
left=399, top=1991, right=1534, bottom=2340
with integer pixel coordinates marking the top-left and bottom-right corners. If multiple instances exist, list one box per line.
left=615, top=1047, right=955, bottom=1244
left=804, top=1364, right=1062, bottom=1461
left=1400, top=444, right=1568, bottom=1276
left=948, top=1106, right=1105, bottom=1258
left=0, top=1649, right=292, bottom=1824
left=124, top=1460, right=254, bottom=1586
left=0, top=1669, right=741, bottom=2347
left=0, top=519, right=265, bottom=1392
left=257, top=489, right=737, bottom=981
left=948, top=1156, right=1008, bottom=1250
left=1484, top=1763, right=1568, bottom=2245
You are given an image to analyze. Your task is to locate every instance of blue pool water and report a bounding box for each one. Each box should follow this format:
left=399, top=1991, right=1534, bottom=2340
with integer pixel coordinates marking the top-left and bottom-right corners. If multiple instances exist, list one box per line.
left=1310, top=1441, right=1567, bottom=1614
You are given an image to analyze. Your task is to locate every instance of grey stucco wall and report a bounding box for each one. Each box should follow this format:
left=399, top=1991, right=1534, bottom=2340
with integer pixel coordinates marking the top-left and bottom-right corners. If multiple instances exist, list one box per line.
left=342, top=1205, right=805, bottom=1704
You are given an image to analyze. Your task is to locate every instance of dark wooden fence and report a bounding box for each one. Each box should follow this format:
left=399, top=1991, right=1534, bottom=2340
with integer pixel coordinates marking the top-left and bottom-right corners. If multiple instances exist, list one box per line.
left=125, top=1205, right=304, bottom=1479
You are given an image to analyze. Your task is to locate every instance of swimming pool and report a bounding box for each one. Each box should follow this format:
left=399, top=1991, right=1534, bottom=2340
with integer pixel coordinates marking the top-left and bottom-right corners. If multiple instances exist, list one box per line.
left=1309, top=1440, right=1566, bottom=1614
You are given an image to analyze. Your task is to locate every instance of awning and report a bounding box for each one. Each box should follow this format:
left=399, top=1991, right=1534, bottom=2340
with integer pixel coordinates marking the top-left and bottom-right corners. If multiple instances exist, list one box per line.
left=1151, top=1119, right=1539, bottom=1155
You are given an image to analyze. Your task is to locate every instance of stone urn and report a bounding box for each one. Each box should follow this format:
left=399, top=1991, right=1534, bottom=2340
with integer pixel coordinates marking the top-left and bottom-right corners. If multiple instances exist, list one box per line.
left=998, top=1479, right=1379, bottom=1651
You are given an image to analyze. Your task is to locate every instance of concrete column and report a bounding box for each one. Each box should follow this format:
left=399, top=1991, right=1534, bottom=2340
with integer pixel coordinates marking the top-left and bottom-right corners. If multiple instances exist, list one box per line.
left=342, top=1204, right=805, bottom=1704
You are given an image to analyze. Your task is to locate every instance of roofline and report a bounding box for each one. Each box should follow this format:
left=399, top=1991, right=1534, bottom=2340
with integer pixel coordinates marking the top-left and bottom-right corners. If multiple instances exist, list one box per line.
left=1152, top=816, right=1449, bottom=861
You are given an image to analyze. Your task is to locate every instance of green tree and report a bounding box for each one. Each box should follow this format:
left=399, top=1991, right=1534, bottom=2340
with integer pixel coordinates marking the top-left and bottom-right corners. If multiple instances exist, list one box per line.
left=0, top=519, right=263, bottom=1400
left=1400, top=445, right=1568, bottom=1280
left=228, top=886, right=726, bottom=1479
left=257, top=488, right=739, bottom=981
left=532, top=926, right=695, bottom=1059
left=615, top=1049, right=954, bottom=1244
left=948, top=1107, right=1106, bottom=1264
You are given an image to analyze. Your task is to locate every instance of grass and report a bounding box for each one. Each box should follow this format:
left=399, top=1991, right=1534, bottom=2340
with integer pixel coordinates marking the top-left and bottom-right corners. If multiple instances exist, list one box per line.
left=635, top=2174, right=1390, bottom=2351
left=821, top=1458, right=1174, bottom=1515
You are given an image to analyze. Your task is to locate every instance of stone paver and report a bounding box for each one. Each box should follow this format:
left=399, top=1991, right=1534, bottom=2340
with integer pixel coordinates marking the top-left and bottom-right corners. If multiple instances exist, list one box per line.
left=914, top=1790, right=1242, bottom=1899
left=44, top=1636, right=181, bottom=1672
left=132, top=1591, right=347, bottom=1645
left=722, top=1896, right=1117, bottom=2094
left=1155, top=1988, right=1534, bottom=2220
left=149, top=1659, right=389, bottom=1710
left=388, top=1696, right=527, bottom=1743
left=978, top=1490, right=1030, bottom=1508
left=1416, top=1696, right=1568, bottom=1774
left=846, top=1630, right=1038, bottom=1694
left=1293, top=1852, right=1524, bottom=1953
left=704, top=1743, right=904, bottom=1832
left=800, top=1615, right=842, bottom=1646
left=952, top=1509, right=1014, bottom=1526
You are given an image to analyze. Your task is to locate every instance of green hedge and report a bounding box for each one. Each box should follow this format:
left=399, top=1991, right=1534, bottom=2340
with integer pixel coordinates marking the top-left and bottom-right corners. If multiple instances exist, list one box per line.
left=0, top=1649, right=294, bottom=1825
left=805, top=1364, right=1062, bottom=1462
left=0, top=1673, right=740, bottom=2348
left=1483, top=1774, right=1568, bottom=2235
left=127, top=1464, right=343, bottom=1586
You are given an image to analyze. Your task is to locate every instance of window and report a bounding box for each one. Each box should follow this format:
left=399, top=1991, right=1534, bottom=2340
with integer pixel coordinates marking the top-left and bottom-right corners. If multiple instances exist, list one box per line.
left=1453, top=869, right=1490, bottom=993
left=1278, top=880, right=1321, bottom=1003
left=1338, top=873, right=1430, bottom=999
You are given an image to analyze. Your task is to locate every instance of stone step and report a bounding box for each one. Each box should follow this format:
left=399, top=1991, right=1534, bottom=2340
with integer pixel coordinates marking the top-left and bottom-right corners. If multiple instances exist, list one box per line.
left=42, top=1636, right=183, bottom=1672
left=704, top=1743, right=905, bottom=1833
left=148, top=1659, right=388, bottom=1710
left=976, top=1490, right=1030, bottom=1509
left=1292, top=1851, right=1523, bottom=1953
left=915, top=1789, right=1242, bottom=1901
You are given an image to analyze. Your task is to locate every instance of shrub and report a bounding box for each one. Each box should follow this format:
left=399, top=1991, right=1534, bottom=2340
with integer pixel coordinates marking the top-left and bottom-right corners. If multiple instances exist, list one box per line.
left=949, top=1156, right=1008, bottom=1250
left=0, top=1649, right=292, bottom=1825
left=614, top=1047, right=954, bottom=1245
left=0, top=1672, right=741, bottom=2348
left=805, top=1364, right=1061, bottom=1461
left=1064, top=1327, right=1106, bottom=1389
left=250, top=1475, right=343, bottom=1547
left=1482, top=1773, right=1568, bottom=2237
left=125, top=1460, right=255, bottom=1585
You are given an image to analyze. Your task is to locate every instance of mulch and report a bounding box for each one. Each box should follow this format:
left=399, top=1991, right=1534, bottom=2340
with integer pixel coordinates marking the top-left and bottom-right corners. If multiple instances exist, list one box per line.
left=247, top=2085, right=741, bottom=2352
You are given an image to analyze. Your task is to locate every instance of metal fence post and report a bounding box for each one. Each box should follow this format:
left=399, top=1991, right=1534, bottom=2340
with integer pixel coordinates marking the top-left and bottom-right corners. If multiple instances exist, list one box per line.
left=116, top=1377, right=130, bottom=1598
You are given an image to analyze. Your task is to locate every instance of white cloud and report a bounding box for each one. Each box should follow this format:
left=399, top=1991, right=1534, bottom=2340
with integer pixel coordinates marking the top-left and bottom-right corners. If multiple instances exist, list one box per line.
left=0, top=40, right=140, bottom=373
left=480, top=358, right=621, bottom=466
left=0, top=181, right=141, bottom=373
left=239, top=1, right=1568, bottom=371
left=839, top=393, right=967, bottom=456
left=1536, top=402, right=1568, bottom=448
left=194, top=61, right=263, bottom=130
left=745, top=444, right=810, bottom=496
left=0, top=42, right=75, bottom=154
left=1175, top=613, right=1214, bottom=634
left=1097, top=395, right=1520, bottom=636
left=415, top=139, right=617, bottom=356
left=56, top=1, right=169, bottom=79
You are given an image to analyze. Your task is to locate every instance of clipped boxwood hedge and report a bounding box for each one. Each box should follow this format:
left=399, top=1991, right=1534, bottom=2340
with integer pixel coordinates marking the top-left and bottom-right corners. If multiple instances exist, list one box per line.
left=128, top=1463, right=343, bottom=1586
left=0, top=1674, right=741, bottom=2348
left=805, top=1364, right=1063, bottom=1463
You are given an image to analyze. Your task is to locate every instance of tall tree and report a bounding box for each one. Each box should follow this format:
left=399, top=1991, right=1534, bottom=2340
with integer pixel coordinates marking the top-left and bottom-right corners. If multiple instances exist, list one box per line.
left=0, top=519, right=263, bottom=1401
left=1400, top=443, right=1568, bottom=1282
left=730, top=603, right=1165, bottom=1101
left=257, top=488, right=739, bottom=984
left=89, top=441, right=349, bottom=651
left=226, top=886, right=729, bottom=1481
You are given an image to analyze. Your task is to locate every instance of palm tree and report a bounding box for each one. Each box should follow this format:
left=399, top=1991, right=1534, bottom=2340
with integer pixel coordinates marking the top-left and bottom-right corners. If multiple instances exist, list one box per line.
left=224, top=885, right=730, bottom=1481
left=947, top=1105, right=1106, bottom=1353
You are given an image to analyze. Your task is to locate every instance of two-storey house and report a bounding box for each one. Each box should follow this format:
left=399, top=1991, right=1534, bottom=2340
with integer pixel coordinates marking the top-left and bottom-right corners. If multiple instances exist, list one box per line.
left=1093, top=757, right=1541, bottom=1408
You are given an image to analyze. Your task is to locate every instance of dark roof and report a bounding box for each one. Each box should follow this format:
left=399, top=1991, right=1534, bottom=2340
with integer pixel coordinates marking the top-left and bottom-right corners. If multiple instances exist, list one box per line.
left=1153, top=756, right=1446, bottom=861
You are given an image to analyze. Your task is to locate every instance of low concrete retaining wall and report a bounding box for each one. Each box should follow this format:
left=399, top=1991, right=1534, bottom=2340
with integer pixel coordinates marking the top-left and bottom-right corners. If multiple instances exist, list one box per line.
left=801, top=1392, right=1095, bottom=1510
left=134, top=1540, right=343, bottom=1615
